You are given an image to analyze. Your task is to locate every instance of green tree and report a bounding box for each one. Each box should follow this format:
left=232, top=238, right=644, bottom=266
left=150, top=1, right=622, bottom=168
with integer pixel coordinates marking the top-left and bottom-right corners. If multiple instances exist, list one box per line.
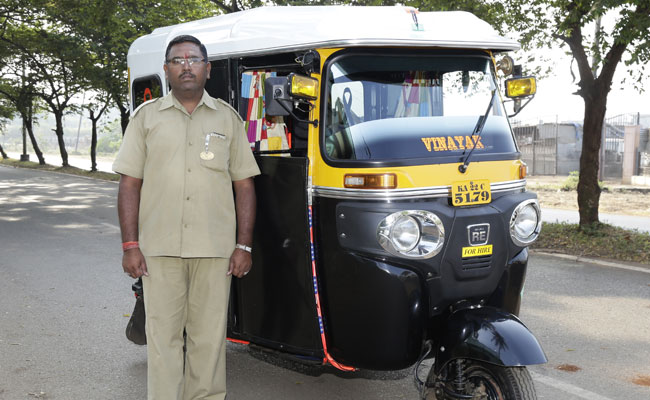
left=0, top=49, right=47, bottom=164
left=500, top=1, right=650, bottom=227
left=1, top=2, right=89, bottom=167
left=0, top=76, right=46, bottom=165
left=0, top=0, right=49, bottom=163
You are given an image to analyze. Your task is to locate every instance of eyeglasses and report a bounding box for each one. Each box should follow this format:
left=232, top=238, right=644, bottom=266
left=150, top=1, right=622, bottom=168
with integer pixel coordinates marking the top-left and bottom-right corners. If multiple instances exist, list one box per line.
left=166, top=56, right=205, bottom=66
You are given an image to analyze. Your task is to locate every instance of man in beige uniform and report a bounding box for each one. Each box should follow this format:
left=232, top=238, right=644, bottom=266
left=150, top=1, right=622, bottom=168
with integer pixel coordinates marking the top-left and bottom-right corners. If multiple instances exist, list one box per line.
left=114, top=35, right=260, bottom=400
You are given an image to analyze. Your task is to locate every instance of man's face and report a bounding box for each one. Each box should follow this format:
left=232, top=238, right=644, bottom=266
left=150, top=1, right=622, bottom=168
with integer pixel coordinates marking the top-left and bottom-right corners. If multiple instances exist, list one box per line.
left=164, top=42, right=210, bottom=94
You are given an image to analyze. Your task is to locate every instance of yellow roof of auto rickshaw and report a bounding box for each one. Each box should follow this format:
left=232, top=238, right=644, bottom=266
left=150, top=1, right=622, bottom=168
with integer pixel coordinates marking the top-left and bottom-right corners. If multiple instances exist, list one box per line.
left=128, top=6, right=520, bottom=65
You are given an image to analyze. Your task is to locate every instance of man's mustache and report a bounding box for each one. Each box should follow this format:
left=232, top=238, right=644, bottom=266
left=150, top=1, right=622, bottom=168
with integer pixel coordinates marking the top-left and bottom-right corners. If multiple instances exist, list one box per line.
left=179, top=72, right=195, bottom=79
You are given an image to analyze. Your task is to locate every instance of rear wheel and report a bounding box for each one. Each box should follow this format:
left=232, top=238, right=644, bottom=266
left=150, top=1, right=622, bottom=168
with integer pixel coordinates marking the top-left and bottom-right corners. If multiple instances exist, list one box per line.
left=426, top=359, right=537, bottom=400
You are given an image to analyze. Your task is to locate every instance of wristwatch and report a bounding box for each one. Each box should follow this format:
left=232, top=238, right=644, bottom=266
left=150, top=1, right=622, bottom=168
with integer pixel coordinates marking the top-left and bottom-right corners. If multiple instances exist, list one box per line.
left=236, top=244, right=252, bottom=253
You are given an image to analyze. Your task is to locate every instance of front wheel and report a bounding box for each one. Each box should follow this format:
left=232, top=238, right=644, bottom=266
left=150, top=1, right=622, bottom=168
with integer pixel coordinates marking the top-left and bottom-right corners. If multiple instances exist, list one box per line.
left=426, top=359, right=537, bottom=400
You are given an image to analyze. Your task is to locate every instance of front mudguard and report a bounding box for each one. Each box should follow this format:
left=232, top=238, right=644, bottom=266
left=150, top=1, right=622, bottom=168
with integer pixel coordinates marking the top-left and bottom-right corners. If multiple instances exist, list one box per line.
left=434, top=306, right=546, bottom=374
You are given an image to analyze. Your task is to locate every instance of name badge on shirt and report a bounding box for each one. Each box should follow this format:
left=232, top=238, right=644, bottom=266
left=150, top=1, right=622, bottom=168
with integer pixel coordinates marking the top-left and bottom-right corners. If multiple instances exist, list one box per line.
left=200, top=132, right=226, bottom=160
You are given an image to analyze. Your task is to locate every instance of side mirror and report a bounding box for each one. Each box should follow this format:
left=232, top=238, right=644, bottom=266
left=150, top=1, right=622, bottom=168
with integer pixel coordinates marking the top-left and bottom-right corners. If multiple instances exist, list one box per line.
left=264, top=73, right=319, bottom=126
left=496, top=55, right=515, bottom=76
left=264, top=76, right=290, bottom=116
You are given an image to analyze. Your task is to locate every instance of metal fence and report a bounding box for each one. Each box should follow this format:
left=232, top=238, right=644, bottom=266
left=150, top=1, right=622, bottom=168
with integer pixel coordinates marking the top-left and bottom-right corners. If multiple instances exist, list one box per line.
left=512, top=121, right=557, bottom=175
left=512, top=113, right=644, bottom=178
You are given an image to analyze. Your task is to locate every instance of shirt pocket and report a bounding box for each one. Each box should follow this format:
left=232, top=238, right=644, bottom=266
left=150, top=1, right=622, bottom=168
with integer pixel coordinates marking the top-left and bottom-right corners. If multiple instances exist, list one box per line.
left=199, top=133, right=230, bottom=172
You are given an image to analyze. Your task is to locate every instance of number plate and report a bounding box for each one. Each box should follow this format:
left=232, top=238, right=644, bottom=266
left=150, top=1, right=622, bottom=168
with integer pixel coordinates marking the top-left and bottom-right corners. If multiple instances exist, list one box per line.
left=451, top=179, right=491, bottom=206
left=462, top=244, right=493, bottom=258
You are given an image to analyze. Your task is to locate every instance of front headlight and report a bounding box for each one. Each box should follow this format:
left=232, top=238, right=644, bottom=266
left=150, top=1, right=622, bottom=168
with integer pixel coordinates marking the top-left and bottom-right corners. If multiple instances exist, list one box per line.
left=377, top=210, right=445, bottom=259
left=390, top=215, right=420, bottom=252
left=510, top=199, right=542, bottom=246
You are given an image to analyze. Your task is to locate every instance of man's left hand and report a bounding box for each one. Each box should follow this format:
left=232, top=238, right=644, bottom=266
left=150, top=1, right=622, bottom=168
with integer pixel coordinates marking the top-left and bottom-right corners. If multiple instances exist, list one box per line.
left=228, top=248, right=252, bottom=278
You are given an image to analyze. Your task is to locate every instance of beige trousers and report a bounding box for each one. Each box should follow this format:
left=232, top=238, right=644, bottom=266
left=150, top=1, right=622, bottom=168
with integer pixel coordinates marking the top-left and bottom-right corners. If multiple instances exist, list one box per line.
left=142, top=257, right=231, bottom=400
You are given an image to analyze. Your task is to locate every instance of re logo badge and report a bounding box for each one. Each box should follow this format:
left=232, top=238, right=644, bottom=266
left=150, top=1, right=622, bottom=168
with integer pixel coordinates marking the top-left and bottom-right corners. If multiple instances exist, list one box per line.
left=467, top=223, right=490, bottom=246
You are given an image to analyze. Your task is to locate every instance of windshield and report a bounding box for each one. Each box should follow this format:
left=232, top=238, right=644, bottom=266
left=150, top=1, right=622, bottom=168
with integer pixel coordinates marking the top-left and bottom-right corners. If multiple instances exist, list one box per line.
left=323, top=52, right=517, bottom=163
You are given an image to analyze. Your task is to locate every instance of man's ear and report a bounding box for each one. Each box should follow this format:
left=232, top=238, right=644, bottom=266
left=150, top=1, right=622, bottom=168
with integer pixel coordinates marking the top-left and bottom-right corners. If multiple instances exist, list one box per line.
left=205, top=61, right=211, bottom=79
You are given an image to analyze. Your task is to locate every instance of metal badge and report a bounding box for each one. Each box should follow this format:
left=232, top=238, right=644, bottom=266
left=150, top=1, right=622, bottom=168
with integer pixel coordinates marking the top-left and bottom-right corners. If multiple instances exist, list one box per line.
left=200, top=151, right=214, bottom=160
left=201, top=132, right=225, bottom=161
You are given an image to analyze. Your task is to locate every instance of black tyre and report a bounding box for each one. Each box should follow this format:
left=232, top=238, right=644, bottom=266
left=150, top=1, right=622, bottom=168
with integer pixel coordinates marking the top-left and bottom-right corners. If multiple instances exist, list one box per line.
left=427, top=359, right=537, bottom=400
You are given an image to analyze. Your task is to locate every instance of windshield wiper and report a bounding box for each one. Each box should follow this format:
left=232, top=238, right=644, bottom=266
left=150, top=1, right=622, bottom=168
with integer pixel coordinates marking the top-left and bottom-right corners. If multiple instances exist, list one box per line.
left=458, top=89, right=496, bottom=173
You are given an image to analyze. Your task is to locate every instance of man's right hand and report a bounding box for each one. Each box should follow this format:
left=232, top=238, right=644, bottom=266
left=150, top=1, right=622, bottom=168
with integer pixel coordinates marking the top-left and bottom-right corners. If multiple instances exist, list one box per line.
left=123, top=248, right=148, bottom=278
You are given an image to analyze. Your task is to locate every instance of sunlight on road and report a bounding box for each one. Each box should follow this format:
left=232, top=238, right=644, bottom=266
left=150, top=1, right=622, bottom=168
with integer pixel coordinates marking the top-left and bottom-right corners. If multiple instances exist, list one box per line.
left=526, top=291, right=650, bottom=343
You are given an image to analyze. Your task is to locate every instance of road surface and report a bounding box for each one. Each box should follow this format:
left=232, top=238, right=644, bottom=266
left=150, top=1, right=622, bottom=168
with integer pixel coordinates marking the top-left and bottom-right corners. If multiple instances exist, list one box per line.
left=1, top=165, right=649, bottom=399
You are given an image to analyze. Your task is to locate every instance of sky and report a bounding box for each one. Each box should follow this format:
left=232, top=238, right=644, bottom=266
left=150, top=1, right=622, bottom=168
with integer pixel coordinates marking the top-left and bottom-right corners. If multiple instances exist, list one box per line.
left=513, top=52, right=650, bottom=124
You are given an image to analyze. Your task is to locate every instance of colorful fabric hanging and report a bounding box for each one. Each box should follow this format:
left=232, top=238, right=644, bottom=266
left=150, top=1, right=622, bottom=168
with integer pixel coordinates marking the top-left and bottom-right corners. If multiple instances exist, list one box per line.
left=241, top=70, right=290, bottom=154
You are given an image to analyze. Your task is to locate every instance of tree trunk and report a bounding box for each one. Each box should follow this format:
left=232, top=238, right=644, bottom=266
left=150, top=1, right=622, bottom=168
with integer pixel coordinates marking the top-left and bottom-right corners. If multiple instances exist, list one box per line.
left=54, top=111, right=69, bottom=167
left=89, top=109, right=98, bottom=172
left=115, top=100, right=130, bottom=135
left=0, top=144, right=7, bottom=159
left=25, top=114, right=45, bottom=165
left=90, top=123, right=97, bottom=171
left=89, top=103, right=108, bottom=172
left=577, top=89, right=607, bottom=226
left=19, top=109, right=46, bottom=165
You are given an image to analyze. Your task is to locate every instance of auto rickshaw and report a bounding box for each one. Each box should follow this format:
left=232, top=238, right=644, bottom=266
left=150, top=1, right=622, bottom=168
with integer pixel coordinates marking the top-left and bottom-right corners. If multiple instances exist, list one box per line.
left=127, top=6, right=545, bottom=399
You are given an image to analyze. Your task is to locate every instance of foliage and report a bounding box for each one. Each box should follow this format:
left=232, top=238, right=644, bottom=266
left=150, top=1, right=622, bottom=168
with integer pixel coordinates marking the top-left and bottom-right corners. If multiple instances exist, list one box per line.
left=502, top=1, right=650, bottom=89
left=532, top=222, right=650, bottom=264
left=0, top=44, right=47, bottom=163
left=208, top=0, right=263, bottom=13
left=0, top=96, right=15, bottom=133
left=96, top=119, right=123, bottom=154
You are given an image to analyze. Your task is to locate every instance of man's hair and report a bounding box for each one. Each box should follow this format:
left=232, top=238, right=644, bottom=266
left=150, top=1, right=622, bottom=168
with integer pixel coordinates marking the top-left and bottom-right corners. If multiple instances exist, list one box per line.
left=165, top=35, right=208, bottom=62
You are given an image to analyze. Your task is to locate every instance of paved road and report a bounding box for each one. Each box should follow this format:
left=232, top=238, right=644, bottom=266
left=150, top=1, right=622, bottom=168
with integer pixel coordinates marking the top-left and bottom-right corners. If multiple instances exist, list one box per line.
left=1, top=165, right=649, bottom=399
left=523, top=253, right=650, bottom=400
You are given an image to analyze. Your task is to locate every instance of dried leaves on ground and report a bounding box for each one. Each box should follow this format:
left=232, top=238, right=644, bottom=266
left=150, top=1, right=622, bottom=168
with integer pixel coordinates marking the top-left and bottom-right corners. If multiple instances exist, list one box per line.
left=534, top=187, right=650, bottom=217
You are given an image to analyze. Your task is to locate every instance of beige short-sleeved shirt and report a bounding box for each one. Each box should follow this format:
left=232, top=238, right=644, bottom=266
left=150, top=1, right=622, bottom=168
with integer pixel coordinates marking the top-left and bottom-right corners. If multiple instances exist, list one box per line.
left=113, top=91, right=260, bottom=258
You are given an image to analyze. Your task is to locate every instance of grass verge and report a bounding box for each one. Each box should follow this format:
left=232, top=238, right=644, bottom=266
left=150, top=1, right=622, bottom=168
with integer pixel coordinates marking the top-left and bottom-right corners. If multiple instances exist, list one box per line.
left=0, top=157, right=119, bottom=182
left=531, top=222, right=650, bottom=265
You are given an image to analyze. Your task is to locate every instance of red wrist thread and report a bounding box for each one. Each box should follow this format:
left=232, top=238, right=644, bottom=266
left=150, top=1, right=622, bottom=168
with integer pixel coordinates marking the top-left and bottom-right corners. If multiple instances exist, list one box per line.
left=122, top=241, right=139, bottom=251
